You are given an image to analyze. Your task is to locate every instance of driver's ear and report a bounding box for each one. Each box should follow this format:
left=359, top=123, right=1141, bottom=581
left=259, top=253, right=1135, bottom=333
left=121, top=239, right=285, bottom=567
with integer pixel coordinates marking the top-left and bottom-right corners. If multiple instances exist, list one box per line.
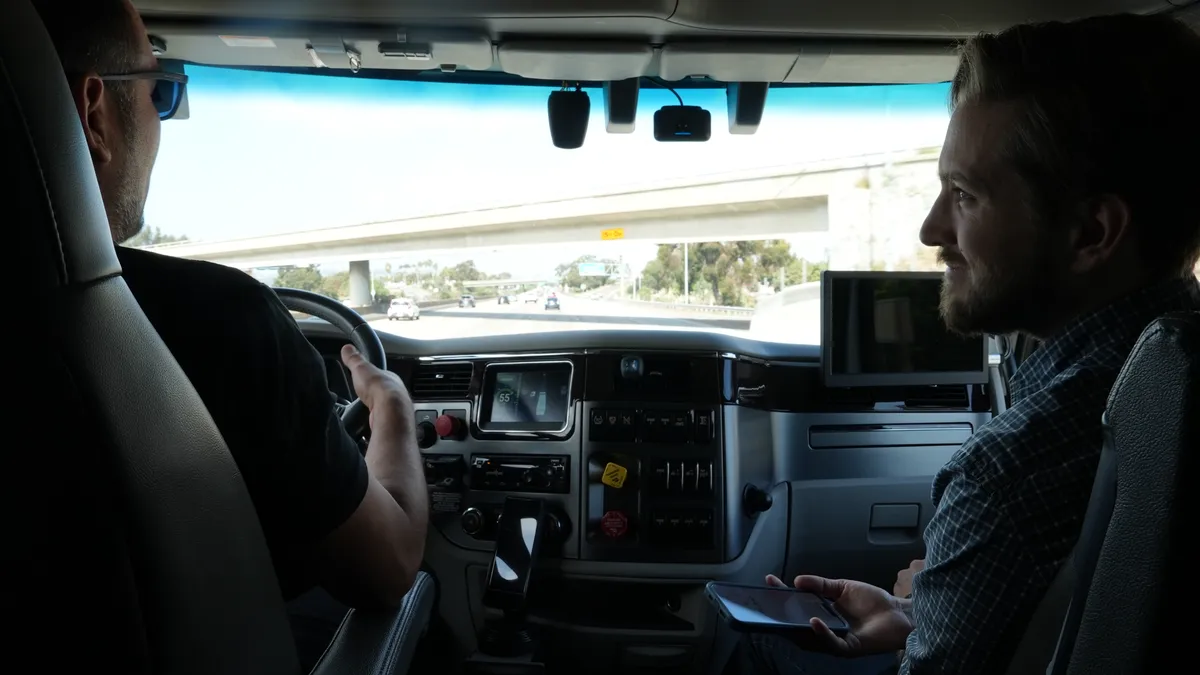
left=72, top=74, right=117, bottom=166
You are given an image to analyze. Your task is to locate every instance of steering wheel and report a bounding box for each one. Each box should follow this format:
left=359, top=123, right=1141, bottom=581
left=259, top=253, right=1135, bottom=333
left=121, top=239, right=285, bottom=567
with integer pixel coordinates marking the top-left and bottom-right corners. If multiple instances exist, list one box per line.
left=274, top=288, right=386, bottom=442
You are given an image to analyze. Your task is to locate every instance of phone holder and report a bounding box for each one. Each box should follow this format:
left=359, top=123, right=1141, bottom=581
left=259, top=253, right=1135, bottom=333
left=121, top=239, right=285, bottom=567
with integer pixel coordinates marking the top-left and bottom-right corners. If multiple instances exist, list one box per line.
left=477, top=496, right=547, bottom=658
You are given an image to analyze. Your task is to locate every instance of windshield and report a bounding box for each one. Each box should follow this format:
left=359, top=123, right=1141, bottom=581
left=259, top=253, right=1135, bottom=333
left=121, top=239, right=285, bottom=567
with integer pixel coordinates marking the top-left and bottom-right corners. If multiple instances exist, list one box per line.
left=141, top=67, right=955, bottom=344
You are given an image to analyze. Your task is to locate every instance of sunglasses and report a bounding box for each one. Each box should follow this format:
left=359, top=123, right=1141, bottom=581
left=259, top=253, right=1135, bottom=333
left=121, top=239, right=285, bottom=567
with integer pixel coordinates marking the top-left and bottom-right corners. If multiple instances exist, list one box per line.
left=99, top=71, right=189, bottom=120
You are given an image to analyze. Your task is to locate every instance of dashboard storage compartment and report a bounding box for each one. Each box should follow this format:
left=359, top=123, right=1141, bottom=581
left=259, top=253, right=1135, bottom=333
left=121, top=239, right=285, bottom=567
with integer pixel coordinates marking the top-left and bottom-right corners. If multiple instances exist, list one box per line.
left=527, top=579, right=695, bottom=631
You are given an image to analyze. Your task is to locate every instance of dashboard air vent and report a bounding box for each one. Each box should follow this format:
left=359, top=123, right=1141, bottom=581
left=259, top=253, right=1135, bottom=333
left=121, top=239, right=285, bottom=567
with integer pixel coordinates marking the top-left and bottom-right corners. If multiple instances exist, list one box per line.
left=901, top=385, right=970, bottom=409
left=411, top=362, right=473, bottom=400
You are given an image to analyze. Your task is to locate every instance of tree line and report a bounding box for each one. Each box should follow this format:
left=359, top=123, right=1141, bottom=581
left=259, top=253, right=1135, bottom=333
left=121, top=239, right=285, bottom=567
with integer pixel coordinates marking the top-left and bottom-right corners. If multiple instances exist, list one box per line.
left=272, top=259, right=513, bottom=305
left=639, top=240, right=826, bottom=307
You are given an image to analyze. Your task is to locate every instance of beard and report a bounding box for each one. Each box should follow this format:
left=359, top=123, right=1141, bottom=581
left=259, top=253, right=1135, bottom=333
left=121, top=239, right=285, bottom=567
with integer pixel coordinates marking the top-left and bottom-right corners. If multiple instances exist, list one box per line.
left=938, top=235, right=1070, bottom=337
left=108, top=88, right=150, bottom=244
left=109, top=173, right=147, bottom=244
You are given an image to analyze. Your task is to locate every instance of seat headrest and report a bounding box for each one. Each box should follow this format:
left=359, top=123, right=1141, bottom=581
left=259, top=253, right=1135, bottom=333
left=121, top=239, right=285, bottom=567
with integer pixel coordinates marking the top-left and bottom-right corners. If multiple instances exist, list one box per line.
left=1110, top=310, right=1200, bottom=408
left=1, top=0, right=121, bottom=292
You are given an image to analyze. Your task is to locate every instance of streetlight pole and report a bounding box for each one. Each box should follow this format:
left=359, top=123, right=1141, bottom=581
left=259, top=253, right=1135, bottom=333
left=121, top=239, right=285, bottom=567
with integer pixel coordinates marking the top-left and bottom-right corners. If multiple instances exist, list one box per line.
left=683, top=243, right=690, bottom=305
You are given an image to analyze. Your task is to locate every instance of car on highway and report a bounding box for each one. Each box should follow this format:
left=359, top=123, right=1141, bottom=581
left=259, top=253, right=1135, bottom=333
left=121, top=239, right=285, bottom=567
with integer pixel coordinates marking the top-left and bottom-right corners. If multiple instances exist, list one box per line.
left=386, top=298, right=420, bottom=321
left=498, top=295, right=510, bottom=305
left=458, top=294, right=476, bottom=308
left=544, top=295, right=560, bottom=311
left=523, top=293, right=538, bottom=304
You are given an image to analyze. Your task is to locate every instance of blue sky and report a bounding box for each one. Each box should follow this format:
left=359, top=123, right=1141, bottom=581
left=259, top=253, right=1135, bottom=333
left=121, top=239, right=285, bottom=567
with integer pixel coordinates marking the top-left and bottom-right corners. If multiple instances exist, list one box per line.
left=146, top=66, right=952, bottom=277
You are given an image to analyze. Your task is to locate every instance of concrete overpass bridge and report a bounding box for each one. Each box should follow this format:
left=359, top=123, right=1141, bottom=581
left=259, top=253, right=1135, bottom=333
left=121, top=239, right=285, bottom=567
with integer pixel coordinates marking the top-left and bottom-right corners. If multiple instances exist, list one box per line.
left=144, top=147, right=941, bottom=306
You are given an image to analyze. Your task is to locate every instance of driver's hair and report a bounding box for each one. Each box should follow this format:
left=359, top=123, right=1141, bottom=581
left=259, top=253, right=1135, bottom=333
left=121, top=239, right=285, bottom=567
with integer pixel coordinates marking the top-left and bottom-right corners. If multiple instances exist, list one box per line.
left=951, top=12, right=1200, bottom=277
left=32, top=0, right=143, bottom=120
left=33, top=0, right=142, bottom=76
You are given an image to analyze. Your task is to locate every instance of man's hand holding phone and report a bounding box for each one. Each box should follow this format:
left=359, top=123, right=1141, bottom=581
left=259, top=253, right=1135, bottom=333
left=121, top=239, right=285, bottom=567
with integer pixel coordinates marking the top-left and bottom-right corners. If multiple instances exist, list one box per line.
left=766, top=574, right=915, bottom=657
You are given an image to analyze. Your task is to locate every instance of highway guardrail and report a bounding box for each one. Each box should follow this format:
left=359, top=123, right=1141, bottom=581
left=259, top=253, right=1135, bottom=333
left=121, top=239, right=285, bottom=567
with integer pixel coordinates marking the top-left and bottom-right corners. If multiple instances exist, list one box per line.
left=614, top=298, right=756, bottom=316
left=416, top=299, right=459, bottom=310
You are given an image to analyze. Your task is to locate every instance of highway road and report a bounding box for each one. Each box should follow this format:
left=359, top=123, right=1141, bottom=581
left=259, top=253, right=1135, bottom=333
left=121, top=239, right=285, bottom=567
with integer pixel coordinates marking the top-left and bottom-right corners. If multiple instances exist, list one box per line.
left=368, top=295, right=756, bottom=341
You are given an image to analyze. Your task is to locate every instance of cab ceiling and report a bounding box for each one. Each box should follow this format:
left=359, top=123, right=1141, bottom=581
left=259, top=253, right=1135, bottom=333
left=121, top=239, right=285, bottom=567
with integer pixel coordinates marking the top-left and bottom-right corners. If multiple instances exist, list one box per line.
left=136, top=0, right=1186, bottom=84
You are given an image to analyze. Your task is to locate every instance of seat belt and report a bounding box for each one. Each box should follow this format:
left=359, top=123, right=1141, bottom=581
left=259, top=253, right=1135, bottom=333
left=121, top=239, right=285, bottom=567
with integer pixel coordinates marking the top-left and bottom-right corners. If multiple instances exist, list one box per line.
left=1045, top=424, right=1120, bottom=675
left=1044, top=599, right=1073, bottom=675
left=989, top=335, right=1010, bottom=414
left=1009, top=422, right=1120, bottom=675
left=1002, top=554, right=1075, bottom=675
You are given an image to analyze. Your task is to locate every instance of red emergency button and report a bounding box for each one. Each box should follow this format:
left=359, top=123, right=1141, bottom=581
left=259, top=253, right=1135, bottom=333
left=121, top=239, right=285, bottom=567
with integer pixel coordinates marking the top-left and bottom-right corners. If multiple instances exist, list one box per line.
left=435, top=414, right=465, bottom=440
left=600, top=510, right=629, bottom=539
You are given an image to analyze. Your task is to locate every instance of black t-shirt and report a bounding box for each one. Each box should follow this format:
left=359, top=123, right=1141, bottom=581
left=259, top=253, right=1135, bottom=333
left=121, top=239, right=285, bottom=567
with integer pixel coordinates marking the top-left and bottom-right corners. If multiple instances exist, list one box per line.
left=117, top=246, right=369, bottom=600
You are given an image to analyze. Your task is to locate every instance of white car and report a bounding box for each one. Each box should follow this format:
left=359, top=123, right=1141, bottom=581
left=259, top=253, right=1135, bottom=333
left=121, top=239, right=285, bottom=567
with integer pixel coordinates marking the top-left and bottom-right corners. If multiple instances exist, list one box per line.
left=386, top=298, right=420, bottom=321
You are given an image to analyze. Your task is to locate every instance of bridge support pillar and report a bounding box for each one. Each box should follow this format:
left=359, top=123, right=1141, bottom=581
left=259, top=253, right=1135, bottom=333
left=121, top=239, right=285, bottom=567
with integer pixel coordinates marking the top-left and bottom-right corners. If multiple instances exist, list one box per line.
left=349, top=260, right=372, bottom=308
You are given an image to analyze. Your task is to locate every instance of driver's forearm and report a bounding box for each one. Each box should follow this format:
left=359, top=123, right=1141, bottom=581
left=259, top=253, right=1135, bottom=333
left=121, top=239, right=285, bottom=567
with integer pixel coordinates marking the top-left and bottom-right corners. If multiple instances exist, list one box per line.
left=364, top=405, right=429, bottom=537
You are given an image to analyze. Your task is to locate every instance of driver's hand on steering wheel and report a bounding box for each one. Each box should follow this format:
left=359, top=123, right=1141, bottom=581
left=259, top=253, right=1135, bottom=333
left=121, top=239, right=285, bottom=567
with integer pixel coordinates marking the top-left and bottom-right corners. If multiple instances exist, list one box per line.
left=340, top=344, right=413, bottom=429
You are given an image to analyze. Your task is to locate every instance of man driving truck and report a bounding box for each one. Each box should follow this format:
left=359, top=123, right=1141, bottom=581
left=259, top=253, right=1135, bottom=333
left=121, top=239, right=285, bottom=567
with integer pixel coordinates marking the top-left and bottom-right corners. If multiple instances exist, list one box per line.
left=33, top=0, right=430, bottom=667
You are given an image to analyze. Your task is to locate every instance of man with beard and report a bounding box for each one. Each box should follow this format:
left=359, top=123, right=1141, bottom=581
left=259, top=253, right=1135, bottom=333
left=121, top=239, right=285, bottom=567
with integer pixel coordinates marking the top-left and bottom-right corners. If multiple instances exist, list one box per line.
left=732, top=11, right=1200, bottom=675
left=32, top=1, right=430, bottom=668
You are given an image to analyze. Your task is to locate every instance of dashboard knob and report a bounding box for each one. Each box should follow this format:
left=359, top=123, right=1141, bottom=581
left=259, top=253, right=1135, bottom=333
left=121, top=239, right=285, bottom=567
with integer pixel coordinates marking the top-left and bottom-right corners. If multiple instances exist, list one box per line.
left=519, top=467, right=553, bottom=489
left=415, top=421, right=437, bottom=449
left=743, top=484, right=774, bottom=516
left=461, top=507, right=486, bottom=536
left=544, top=511, right=569, bottom=543
left=435, top=414, right=466, bottom=440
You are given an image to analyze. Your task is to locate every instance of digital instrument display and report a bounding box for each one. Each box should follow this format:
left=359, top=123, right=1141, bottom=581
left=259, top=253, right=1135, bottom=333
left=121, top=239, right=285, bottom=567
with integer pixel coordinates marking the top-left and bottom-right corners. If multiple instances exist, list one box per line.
left=821, top=271, right=988, bottom=388
left=480, top=361, right=573, bottom=432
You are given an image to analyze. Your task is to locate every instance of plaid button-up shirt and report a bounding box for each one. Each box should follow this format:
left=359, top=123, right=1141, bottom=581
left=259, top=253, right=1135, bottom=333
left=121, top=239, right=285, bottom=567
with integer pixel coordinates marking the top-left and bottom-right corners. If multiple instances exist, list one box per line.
left=901, top=277, right=1200, bottom=674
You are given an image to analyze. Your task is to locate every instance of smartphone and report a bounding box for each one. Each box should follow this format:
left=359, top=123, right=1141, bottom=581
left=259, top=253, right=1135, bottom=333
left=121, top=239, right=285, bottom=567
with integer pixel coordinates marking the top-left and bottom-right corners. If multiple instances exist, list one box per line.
left=483, top=497, right=546, bottom=612
left=705, top=581, right=851, bottom=636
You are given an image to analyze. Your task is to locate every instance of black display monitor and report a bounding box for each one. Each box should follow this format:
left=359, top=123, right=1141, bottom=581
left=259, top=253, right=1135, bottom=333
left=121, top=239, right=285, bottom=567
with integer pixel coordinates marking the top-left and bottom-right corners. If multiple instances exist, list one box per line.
left=820, top=271, right=988, bottom=388
left=478, top=360, right=574, bottom=433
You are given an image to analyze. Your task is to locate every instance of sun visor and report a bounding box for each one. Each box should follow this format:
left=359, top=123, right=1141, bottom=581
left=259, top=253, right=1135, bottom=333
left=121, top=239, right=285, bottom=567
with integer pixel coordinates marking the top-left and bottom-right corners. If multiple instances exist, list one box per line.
left=302, top=34, right=494, bottom=72
left=784, top=43, right=958, bottom=84
left=157, top=34, right=315, bottom=68
left=667, top=0, right=1161, bottom=37
left=497, top=42, right=654, bottom=81
left=658, top=43, right=799, bottom=82
left=145, top=28, right=494, bottom=72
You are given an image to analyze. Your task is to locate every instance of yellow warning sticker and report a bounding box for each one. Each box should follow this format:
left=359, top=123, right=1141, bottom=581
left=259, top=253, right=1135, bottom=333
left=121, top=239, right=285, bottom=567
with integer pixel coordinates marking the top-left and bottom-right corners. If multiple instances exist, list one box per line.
left=601, top=462, right=628, bottom=489
left=601, top=228, right=625, bottom=241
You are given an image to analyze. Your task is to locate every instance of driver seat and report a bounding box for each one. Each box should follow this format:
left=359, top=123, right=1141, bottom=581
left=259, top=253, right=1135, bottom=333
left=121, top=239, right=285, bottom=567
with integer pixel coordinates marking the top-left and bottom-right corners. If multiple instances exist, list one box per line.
left=1, top=1, right=431, bottom=673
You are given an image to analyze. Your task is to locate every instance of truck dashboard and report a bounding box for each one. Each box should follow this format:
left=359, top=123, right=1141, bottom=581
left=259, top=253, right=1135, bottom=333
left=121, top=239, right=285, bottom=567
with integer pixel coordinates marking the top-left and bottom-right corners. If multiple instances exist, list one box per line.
left=301, top=320, right=997, bottom=673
